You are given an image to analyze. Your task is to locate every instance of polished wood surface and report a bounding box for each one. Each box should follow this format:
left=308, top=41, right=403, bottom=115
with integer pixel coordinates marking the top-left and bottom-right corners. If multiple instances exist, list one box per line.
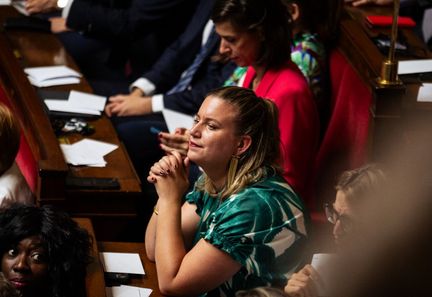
left=338, top=4, right=432, bottom=161
left=74, top=218, right=164, bottom=297
left=0, top=6, right=141, bottom=240
left=74, top=217, right=107, bottom=297
left=98, top=242, right=165, bottom=297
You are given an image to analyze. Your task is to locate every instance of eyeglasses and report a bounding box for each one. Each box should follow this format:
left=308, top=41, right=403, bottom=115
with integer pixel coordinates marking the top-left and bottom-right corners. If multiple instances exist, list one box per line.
left=324, top=203, right=354, bottom=233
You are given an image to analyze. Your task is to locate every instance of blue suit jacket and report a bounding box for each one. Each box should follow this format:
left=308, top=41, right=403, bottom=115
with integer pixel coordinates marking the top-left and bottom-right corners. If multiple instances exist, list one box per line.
left=140, top=0, right=237, bottom=115
left=66, top=0, right=200, bottom=78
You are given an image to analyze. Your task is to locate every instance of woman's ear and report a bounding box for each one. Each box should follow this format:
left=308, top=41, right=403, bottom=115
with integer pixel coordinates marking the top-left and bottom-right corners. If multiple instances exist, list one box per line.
left=235, top=135, right=252, bottom=156
left=286, top=3, right=300, bottom=22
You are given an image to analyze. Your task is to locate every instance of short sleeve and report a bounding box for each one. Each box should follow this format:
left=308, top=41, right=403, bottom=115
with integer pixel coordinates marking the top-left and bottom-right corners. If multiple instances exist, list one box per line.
left=202, top=188, right=303, bottom=276
left=185, top=187, right=205, bottom=216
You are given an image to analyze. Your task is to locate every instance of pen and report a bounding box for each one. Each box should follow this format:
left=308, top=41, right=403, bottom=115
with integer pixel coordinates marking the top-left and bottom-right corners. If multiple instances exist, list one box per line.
left=150, top=126, right=162, bottom=134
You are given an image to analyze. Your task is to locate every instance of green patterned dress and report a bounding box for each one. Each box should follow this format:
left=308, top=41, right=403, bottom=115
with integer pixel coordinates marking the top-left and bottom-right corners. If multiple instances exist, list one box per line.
left=185, top=173, right=308, bottom=297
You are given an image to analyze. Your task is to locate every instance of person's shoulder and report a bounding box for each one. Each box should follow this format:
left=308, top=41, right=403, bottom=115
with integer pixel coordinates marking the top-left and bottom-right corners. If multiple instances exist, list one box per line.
left=234, top=174, right=300, bottom=205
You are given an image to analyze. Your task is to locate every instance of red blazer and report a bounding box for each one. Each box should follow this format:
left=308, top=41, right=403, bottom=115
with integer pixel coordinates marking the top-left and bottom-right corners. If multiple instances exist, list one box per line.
left=242, top=62, right=319, bottom=200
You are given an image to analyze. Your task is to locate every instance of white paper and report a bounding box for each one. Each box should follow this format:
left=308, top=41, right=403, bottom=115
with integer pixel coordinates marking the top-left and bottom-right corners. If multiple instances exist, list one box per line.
left=44, top=100, right=101, bottom=115
left=417, top=83, right=432, bottom=102
left=311, top=253, right=336, bottom=297
left=69, top=90, right=107, bottom=112
left=12, top=0, right=29, bottom=15
left=24, top=65, right=81, bottom=81
left=162, top=108, right=194, bottom=133
left=99, top=252, right=145, bottom=275
left=28, top=76, right=80, bottom=87
left=60, top=139, right=117, bottom=167
left=0, top=0, right=11, bottom=5
left=106, top=285, right=152, bottom=297
left=60, top=144, right=106, bottom=167
left=72, top=139, right=118, bottom=157
left=398, top=59, right=432, bottom=75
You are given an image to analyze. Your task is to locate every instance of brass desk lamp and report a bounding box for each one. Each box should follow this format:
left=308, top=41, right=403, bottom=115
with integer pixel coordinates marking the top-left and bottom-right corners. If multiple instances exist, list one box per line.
left=377, top=0, right=403, bottom=86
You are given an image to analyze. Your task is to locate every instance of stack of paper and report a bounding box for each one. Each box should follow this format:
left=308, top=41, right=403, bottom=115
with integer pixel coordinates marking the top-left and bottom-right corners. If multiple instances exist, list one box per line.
left=60, top=139, right=118, bottom=167
left=44, top=90, right=107, bottom=116
left=99, top=252, right=145, bottom=274
left=24, top=65, right=82, bottom=87
left=106, top=285, right=152, bottom=297
left=0, top=0, right=12, bottom=5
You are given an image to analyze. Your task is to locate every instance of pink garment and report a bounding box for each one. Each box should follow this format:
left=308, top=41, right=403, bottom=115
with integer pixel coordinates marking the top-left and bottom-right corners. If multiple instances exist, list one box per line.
left=242, top=62, right=320, bottom=201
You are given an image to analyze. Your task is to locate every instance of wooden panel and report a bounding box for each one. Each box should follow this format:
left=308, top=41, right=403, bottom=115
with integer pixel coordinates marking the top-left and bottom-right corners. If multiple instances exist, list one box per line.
left=98, top=241, right=165, bottom=297
left=74, top=217, right=107, bottom=297
left=0, top=6, right=142, bottom=240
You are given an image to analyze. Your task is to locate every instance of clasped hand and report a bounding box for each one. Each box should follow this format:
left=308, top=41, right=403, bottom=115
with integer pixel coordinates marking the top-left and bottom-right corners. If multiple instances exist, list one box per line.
left=147, top=151, right=190, bottom=201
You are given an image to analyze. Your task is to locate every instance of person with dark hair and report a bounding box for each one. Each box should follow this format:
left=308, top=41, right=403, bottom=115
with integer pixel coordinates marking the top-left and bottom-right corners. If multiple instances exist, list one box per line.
left=103, top=0, right=236, bottom=188
left=145, top=86, right=308, bottom=297
left=0, top=104, right=32, bottom=208
left=161, top=0, right=319, bottom=201
left=0, top=204, right=92, bottom=297
left=284, top=163, right=387, bottom=297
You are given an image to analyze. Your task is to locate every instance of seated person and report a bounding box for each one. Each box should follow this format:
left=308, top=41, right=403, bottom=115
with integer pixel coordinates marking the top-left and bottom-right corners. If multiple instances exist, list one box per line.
left=145, top=86, right=308, bottom=296
left=104, top=0, right=236, bottom=186
left=30, top=0, right=199, bottom=95
left=284, top=163, right=387, bottom=297
left=160, top=0, right=320, bottom=201
left=0, top=104, right=32, bottom=208
left=0, top=204, right=92, bottom=297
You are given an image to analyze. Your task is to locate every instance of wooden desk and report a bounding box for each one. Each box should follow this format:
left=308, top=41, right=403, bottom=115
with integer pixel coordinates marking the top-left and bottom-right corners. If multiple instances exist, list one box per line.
left=98, top=242, right=165, bottom=297
left=74, top=217, right=164, bottom=297
left=338, top=5, right=432, bottom=161
left=0, top=6, right=142, bottom=241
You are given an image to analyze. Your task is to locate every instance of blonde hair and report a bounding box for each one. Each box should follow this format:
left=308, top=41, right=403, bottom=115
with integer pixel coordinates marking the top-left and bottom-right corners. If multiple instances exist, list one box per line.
left=335, top=163, right=387, bottom=207
left=236, top=287, right=287, bottom=297
left=195, top=86, right=282, bottom=199
left=0, top=104, right=20, bottom=175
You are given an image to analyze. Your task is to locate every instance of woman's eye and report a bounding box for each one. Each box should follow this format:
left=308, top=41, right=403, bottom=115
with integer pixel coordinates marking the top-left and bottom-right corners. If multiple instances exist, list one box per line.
left=7, top=249, right=17, bottom=257
left=31, top=252, right=46, bottom=263
left=207, top=124, right=216, bottom=130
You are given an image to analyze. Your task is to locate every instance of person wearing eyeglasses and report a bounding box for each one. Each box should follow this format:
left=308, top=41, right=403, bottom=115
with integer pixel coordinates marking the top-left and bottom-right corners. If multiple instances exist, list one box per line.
left=284, top=163, right=386, bottom=297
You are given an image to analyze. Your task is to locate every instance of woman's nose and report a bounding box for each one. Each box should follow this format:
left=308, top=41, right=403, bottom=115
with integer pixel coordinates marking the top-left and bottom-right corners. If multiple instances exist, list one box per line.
left=219, top=39, right=230, bottom=55
left=13, top=255, right=30, bottom=272
left=189, top=123, right=201, bottom=137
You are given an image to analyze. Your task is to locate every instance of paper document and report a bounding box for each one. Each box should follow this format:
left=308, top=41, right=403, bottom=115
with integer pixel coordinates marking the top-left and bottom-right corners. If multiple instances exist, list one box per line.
left=311, top=253, right=336, bottom=297
left=398, top=59, right=432, bottom=75
left=99, top=252, right=145, bottom=275
left=162, top=108, right=194, bottom=133
left=0, top=0, right=11, bottom=5
left=43, top=90, right=107, bottom=115
left=417, top=83, right=432, bottom=102
left=12, top=0, right=29, bottom=15
left=44, top=100, right=101, bottom=116
left=106, top=285, right=152, bottom=297
left=60, top=139, right=118, bottom=167
left=24, top=65, right=82, bottom=87
left=69, top=90, right=107, bottom=111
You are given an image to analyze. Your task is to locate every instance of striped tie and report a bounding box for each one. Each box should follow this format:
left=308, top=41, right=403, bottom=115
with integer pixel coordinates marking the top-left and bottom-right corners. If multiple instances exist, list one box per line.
left=167, top=27, right=217, bottom=95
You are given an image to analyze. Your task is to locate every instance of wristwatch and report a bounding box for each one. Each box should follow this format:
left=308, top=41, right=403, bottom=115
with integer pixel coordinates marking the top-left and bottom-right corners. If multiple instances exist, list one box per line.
left=56, top=0, right=69, bottom=9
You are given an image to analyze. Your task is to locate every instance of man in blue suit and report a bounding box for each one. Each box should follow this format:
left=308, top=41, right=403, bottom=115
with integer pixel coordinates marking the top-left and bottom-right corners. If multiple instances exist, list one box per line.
left=103, top=0, right=236, bottom=193
left=46, top=0, right=199, bottom=93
